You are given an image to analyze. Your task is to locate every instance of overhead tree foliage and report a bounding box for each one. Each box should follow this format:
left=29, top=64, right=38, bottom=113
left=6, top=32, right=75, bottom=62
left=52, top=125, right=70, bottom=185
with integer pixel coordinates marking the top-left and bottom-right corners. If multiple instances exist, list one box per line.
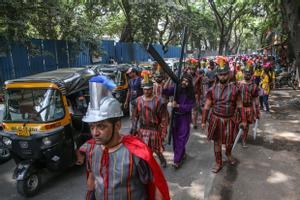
left=0, top=0, right=298, bottom=63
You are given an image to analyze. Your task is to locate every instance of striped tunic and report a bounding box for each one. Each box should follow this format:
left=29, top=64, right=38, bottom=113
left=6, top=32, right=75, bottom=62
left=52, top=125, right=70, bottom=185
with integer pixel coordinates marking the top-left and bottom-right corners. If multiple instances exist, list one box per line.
left=206, top=82, right=239, bottom=144
left=153, top=82, right=163, bottom=98
left=238, top=81, right=258, bottom=124
left=194, top=74, right=203, bottom=106
left=132, top=96, right=168, bottom=153
left=86, top=143, right=151, bottom=200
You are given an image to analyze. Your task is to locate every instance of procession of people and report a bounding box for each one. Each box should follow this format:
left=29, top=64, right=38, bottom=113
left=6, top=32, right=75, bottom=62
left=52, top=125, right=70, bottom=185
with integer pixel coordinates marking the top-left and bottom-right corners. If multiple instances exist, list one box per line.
left=77, top=52, right=289, bottom=199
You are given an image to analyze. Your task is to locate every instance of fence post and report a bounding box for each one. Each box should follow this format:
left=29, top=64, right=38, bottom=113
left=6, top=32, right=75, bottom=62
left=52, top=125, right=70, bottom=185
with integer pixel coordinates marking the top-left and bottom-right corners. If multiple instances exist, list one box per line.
left=41, top=40, right=46, bottom=72
left=26, top=45, right=31, bottom=75
left=54, top=41, right=59, bottom=69
left=8, top=44, right=16, bottom=79
left=66, top=41, right=70, bottom=68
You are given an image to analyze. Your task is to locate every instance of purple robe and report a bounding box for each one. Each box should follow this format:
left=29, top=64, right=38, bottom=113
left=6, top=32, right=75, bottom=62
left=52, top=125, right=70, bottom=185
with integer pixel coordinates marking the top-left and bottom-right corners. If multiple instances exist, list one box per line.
left=163, top=87, right=195, bottom=164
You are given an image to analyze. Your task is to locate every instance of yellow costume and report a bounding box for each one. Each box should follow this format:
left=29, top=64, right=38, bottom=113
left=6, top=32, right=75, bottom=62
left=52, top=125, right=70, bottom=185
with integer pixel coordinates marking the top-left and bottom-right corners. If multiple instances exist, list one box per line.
left=254, top=68, right=263, bottom=77
left=236, top=70, right=243, bottom=81
left=261, top=73, right=270, bottom=95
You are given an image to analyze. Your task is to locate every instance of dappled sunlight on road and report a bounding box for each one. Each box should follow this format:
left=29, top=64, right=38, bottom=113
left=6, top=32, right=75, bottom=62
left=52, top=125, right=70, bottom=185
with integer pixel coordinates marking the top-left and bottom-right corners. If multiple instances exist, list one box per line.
left=275, top=131, right=300, bottom=142
left=267, top=170, right=291, bottom=184
left=161, top=129, right=214, bottom=200
left=168, top=181, right=205, bottom=199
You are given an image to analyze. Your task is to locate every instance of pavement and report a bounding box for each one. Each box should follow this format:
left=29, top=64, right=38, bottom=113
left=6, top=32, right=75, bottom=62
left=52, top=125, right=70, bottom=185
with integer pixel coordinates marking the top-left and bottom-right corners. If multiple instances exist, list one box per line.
left=207, top=88, right=300, bottom=200
left=0, top=88, right=300, bottom=200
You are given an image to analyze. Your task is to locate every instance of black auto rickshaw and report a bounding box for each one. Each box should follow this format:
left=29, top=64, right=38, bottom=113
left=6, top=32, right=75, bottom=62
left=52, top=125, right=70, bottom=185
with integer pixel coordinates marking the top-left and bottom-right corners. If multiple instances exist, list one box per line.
left=0, top=67, right=97, bottom=197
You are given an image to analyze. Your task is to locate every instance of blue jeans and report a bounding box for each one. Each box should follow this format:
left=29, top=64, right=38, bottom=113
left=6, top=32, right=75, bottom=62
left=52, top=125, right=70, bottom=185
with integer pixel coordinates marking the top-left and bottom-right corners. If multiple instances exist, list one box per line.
left=263, top=95, right=270, bottom=112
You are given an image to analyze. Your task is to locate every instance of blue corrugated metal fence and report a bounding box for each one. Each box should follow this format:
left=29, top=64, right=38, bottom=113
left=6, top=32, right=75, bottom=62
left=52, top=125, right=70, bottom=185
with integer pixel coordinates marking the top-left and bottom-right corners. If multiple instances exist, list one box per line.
left=0, top=39, right=181, bottom=85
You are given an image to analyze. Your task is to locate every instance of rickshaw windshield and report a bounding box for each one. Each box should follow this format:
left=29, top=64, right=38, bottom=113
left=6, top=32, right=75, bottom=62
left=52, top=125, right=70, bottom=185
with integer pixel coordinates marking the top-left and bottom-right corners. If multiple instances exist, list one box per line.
left=3, top=88, right=65, bottom=123
left=115, top=71, right=126, bottom=86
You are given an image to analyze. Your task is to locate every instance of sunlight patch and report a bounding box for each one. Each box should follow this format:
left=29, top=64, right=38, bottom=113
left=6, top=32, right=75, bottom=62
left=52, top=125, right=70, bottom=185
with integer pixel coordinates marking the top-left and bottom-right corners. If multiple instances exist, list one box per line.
left=276, top=131, right=300, bottom=142
left=267, top=170, right=290, bottom=184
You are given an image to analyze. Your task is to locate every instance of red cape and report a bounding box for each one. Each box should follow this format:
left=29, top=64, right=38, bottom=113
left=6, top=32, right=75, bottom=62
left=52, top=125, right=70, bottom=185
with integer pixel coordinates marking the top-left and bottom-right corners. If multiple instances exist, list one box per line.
left=86, top=135, right=170, bottom=200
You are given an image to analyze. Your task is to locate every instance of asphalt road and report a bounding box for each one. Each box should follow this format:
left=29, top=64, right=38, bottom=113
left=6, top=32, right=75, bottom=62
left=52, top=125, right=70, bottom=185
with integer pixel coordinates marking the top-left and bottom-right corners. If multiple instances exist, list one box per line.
left=0, top=88, right=299, bottom=200
left=0, top=111, right=215, bottom=200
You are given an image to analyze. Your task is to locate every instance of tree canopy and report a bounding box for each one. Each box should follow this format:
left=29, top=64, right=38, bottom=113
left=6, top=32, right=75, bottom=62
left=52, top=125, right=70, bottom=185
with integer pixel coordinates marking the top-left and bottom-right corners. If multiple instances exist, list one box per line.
left=0, top=0, right=298, bottom=58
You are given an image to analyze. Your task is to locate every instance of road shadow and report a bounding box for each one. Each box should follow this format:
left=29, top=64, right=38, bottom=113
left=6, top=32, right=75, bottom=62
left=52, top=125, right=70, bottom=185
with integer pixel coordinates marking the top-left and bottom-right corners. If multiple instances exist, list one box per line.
left=207, top=159, right=240, bottom=200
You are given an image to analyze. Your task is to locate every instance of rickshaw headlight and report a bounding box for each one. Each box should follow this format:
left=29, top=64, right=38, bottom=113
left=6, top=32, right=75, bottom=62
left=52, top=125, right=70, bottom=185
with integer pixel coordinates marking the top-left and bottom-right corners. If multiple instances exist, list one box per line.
left=42, top=137, right=52, bottom=146
left=3, top=137, right=12, bottom=146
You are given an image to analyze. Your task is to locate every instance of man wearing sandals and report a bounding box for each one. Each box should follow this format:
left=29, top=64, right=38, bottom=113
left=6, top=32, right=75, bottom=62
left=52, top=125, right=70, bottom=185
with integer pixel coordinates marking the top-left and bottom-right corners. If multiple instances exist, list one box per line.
left=202, top=56, right=244, bottom=173
left=163, top=74, right=195, bottom=169
left=131, top=75, right=169, bottom=168
left=237, top=61, right=260, bottom=148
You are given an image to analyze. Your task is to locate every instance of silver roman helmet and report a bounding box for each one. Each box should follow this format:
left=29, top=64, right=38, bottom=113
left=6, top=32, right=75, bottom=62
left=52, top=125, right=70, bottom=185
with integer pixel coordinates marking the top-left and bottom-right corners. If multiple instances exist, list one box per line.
left=82, top=75, right=123, bottom=123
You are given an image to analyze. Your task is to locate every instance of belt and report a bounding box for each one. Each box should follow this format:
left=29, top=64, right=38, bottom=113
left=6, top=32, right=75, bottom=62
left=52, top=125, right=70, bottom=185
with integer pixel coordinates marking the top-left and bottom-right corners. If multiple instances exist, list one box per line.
left=139, top=124, right=159, bottom=130
left=212, top=112, right=233, bottom=118
left=242, top=103, right=252, bottom=107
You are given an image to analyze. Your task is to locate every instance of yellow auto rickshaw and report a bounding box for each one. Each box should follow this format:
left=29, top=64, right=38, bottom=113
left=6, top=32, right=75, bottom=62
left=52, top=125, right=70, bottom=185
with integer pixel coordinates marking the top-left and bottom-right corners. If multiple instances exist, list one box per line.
left=0, top=67, right=97, bottom=197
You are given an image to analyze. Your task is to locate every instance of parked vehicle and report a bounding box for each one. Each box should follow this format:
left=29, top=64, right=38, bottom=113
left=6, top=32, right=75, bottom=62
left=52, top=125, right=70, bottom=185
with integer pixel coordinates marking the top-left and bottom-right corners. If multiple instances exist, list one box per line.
left=0, top=103, right=11, bottom=163
left=275, top=69, right=297, bottom=90
left=0, top=67, right=97, bottom=197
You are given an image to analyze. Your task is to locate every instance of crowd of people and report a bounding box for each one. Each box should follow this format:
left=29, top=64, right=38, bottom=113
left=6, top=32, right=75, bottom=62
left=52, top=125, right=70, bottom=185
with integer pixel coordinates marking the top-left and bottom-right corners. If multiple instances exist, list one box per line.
left=80, top=54, right=282, bottom=199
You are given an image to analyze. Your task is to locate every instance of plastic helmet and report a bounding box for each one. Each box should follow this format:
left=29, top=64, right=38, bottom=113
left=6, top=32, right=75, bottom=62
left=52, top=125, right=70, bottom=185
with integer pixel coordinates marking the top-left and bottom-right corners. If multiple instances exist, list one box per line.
left=215, top=56, right=230, bottom=74
left=244, top=60, right=254, bottom=74
left=141, top=73, right=153, bottom=89
left=82, top=76, right=123, bottom=123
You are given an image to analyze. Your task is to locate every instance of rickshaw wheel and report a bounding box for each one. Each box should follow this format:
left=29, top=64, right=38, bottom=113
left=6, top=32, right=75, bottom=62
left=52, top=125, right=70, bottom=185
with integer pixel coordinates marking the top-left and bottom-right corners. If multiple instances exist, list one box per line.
left=0, top=146, right=11, bottom=163
left=17, top=172, right=41, bottom=197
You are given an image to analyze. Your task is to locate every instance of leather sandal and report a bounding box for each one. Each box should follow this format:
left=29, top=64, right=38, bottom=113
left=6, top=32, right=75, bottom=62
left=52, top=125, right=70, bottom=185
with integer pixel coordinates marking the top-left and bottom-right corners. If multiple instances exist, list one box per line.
left=227, top=157, right=237, bottom=165
left=211, top=165, right=222, bottom=173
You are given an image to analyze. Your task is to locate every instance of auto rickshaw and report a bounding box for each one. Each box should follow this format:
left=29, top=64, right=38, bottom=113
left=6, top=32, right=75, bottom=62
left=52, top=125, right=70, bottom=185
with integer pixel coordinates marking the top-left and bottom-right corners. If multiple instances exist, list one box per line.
left=0, top=67, right=97, bottom=197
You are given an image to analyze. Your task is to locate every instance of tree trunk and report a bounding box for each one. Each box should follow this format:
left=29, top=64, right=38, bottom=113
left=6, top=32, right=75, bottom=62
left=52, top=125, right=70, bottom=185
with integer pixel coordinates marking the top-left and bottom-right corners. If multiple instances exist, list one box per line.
left=119, top=0, right=134, bottom=42
left=282, top=0, right=300, bottom=84
left=120, top=24, right=134, bottom=42
left=218, top=35, right=225, bottom=55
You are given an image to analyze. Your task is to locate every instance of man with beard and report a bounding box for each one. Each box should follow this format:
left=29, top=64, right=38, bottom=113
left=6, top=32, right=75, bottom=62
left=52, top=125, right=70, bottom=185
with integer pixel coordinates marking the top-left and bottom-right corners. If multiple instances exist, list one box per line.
left=238, top=62, right=260, bottom=147
left=131, top=75, right=169, bottom=168
left=83, top=76, right=170, bottom=200
left=163, top=74, right=195, bottom=169
left=206, top=60, right=216, bottom=88
left=201, top=57, right=243, bottom=173
left=153, top=73, right=165, bottom=99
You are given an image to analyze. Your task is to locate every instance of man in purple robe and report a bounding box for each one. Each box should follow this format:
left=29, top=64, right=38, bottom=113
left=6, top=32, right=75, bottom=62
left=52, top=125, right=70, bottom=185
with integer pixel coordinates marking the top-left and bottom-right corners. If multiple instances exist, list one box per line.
left=163, top=74, right=195, bottom=169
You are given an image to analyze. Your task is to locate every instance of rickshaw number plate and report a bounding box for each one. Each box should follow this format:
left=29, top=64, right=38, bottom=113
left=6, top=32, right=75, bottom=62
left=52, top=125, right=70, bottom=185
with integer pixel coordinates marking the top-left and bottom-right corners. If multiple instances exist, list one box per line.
left=16, top=127, right=31, bottom=137
left=19, top=141, right=29, bottom=149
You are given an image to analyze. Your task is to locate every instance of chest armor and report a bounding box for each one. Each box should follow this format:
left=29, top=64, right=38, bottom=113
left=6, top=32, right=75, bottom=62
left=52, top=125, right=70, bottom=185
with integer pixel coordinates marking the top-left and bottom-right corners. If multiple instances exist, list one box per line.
left=212, top=83, right=238, bottom=117
left=239, top=83, right=256, bottom=106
